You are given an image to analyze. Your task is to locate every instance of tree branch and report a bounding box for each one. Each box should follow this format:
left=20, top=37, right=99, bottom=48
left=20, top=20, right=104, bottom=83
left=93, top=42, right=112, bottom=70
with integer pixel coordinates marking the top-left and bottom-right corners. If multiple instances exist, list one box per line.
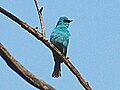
left=0, top=43, right=56, bottom=90
left=0, top=7, right=92, bottom=90
left=34, top=0, right=46, bottom=36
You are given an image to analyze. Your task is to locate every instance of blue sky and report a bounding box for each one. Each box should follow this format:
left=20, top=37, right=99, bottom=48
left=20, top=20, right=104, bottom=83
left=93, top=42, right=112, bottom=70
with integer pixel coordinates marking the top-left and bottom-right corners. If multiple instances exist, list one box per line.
left=0, top=0, right=120, bottom=90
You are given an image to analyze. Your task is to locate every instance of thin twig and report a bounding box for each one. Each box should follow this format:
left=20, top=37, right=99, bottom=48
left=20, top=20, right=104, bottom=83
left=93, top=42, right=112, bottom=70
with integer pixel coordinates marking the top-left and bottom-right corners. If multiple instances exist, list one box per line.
left=0, top=7, right=92, bottom=90
left=34, top=0, right=46, bottom=36
left=0, top=43, right=56, bottom=90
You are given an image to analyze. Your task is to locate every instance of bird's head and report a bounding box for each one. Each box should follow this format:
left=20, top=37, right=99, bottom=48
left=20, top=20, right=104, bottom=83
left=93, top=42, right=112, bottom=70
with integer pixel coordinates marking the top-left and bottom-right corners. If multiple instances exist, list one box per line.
left=56, top=17, right=72, bottom=28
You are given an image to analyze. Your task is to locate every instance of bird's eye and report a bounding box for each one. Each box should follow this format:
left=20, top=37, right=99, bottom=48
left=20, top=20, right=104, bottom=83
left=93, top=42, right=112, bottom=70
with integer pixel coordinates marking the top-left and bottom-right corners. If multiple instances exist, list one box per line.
left=63, top=20, right=72, bottom=23
left=63, top=20, right=69, bottom=22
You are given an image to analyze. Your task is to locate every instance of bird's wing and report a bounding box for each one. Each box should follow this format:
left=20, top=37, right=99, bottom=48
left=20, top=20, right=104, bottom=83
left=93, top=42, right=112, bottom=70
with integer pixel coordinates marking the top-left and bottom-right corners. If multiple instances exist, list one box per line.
left=50, top=31, right=68, bottom=56
left=50, top=31, right=69, bottom=46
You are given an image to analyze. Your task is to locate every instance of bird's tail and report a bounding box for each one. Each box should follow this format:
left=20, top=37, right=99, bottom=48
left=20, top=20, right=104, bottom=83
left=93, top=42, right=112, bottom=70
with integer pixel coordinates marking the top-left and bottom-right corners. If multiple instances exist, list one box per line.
left=52, top=62, right=61, bottom=78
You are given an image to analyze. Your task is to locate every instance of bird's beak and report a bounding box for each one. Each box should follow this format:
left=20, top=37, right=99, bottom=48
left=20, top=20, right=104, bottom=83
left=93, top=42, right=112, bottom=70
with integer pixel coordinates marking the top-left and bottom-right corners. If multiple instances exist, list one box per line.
left=69, top=20, right=73, bottom=22
left=68, top=20, right=73, bottom=22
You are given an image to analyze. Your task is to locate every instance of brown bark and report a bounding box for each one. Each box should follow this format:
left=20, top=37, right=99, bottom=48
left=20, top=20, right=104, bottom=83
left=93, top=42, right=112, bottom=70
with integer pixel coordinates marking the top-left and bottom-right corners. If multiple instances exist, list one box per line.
left=0, top=43, right=56, bottom=90
left=0, top=6, right=92, bottom=90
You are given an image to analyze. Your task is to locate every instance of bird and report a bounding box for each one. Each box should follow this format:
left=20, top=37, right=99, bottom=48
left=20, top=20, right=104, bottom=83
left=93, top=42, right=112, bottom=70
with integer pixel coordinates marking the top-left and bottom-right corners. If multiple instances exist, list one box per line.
left=50, top=17, right=72, bottom=78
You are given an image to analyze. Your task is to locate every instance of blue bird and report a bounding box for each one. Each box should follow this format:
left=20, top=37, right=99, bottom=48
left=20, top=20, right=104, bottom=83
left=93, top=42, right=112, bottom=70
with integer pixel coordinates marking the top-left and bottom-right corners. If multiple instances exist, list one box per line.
left=50, top=17, right=72, bottom=78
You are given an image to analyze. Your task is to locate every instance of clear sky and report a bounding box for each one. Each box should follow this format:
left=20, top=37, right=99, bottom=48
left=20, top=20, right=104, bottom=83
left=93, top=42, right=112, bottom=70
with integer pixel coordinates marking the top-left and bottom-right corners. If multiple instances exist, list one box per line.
left=0, top=0, right=120, bottom=90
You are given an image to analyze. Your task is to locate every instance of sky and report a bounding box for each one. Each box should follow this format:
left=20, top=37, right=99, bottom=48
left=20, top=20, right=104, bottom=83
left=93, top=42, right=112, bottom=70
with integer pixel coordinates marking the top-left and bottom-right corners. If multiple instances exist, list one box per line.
left=0, top=0, right=120, bottom=90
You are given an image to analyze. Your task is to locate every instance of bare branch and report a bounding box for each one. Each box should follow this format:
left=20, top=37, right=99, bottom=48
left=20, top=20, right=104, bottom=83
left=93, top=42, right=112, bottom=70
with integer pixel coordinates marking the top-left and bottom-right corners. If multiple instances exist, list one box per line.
left=0, top=43, right=56, bottom=90
left=0, top=7, right=92, bottom=90
left=34, top=0, right=46, bottom=36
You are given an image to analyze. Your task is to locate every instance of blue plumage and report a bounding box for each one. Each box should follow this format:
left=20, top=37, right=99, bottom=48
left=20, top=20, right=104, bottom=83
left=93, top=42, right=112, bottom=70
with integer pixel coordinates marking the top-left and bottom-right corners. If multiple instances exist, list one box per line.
left=50, top=17, right=72, bottom=77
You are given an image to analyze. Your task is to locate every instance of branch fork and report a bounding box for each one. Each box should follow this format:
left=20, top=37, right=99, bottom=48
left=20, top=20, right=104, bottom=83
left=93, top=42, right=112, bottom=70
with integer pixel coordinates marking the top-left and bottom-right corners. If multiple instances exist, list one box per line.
left=0, top=0, right=92, bottom=89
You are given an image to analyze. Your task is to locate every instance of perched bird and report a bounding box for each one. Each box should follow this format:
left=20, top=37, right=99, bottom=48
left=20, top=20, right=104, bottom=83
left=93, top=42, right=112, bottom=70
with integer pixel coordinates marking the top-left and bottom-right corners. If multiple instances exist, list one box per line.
left=50, top=17, right=72, bottom=78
